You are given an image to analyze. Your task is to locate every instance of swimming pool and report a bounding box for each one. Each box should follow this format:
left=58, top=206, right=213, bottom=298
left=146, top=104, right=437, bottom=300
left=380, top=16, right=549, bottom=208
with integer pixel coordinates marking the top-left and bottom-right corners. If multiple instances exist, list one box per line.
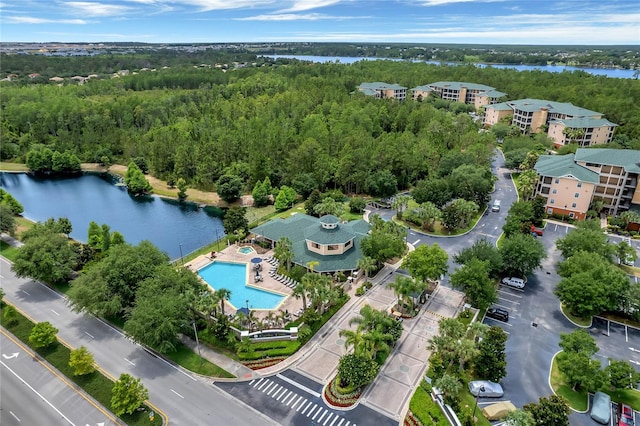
left=197, top=261, right=286, bottom=310
left=238, top=246, right=255, bottom=255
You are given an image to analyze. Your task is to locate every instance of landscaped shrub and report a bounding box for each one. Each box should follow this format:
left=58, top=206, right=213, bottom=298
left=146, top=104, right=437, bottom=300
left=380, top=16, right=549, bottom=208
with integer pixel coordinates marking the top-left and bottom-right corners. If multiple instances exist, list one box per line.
left=409, top=382, right=448, bottom=426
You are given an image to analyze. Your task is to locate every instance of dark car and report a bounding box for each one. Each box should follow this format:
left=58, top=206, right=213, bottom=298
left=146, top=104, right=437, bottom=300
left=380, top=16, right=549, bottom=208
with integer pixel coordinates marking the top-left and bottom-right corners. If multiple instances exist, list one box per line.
left=486, top=307, right=509, bottom=322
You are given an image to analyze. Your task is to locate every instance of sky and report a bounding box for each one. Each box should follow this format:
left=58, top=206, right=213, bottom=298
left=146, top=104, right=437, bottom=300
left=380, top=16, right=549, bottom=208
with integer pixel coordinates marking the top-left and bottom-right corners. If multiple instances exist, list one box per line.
left=1, top=0, right=639, bottom=45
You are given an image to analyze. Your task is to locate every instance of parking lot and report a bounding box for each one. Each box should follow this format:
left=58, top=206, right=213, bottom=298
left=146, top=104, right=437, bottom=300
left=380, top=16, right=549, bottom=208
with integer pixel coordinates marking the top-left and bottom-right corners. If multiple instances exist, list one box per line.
left=481, top=221, right=640, bottom=425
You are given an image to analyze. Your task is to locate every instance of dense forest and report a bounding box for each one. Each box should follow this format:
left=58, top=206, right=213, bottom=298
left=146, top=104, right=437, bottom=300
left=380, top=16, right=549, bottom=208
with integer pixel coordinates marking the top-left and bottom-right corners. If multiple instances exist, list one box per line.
left=2, top=52, right=639, bottom=195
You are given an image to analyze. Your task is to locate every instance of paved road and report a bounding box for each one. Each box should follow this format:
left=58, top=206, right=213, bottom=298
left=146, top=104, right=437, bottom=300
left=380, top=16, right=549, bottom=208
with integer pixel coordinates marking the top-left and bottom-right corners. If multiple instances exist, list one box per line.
left=0, top=256, right=277, bottom=426
left=216, top=370, right=395, bottom=426
left=0, top=330, right=118, bottom=426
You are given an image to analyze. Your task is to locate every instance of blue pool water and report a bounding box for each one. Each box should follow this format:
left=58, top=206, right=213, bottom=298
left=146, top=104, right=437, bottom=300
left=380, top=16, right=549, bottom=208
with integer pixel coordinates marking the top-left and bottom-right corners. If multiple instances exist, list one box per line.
left=238, top=246, right=255, bottom=254
left=197, top=261, right=286, bottom=310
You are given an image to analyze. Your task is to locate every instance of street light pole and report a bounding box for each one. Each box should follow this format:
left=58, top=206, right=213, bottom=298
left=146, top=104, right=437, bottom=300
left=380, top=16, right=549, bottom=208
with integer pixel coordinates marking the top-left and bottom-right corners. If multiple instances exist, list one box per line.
left=472, top=385, right=485, bottom=423
left=179, top=242, right=184, bottom=266
left=192, top=321, right=202, bottom=369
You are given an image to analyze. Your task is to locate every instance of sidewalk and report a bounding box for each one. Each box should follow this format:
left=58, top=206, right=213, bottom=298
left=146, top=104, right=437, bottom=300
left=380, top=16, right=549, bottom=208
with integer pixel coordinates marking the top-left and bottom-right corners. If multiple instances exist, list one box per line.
left=178, top=335, right=260, bottom=381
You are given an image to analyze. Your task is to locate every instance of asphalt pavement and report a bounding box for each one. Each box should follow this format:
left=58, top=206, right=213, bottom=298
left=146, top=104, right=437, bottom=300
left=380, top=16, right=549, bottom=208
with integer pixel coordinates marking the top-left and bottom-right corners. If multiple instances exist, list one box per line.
left=0, top=256, right=278, bottom=426
left=0, top=330, right=118, bottom=426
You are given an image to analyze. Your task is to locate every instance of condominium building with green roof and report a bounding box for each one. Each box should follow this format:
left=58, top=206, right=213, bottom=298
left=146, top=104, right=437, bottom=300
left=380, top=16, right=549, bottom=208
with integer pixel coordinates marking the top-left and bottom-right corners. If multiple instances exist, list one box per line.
left=534, top=148, right=640, bottom=219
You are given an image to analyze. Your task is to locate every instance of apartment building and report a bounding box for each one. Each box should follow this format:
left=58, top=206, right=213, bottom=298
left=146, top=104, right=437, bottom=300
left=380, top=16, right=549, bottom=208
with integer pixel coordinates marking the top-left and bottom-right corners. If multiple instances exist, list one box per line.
left=485, top=99, right=617, bottom=146
left=534, top=148, right=640, bottom=219
left=357, top=82, right=407, bottom=100
left=411, top=81, right=506, bottom=109
left=547, top=117, right=617, bottom=148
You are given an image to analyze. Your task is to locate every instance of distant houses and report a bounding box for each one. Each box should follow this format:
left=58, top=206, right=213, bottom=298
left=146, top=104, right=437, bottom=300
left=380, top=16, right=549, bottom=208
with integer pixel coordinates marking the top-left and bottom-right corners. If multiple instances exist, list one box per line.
left=484, top=99, right=617, bottom=147
left=357, top=81, right=618, bottom=147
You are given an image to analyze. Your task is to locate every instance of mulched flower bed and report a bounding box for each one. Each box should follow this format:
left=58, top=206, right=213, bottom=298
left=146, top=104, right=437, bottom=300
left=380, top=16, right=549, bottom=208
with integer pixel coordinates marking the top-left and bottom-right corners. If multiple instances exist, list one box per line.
left=404, top=410, right=421, bottom=426
left=390, top=306, right=416, bottom=319
left=242, top=357, right=287, bottom=370
left=323, top=376, right=362, bottom=408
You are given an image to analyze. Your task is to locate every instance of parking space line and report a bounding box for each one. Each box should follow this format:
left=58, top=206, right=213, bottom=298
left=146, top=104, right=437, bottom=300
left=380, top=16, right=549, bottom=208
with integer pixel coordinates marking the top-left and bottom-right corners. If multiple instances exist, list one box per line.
left=485, top=317, right=512, bottom=327
left=497, top=297, right=520, bottom=305
left=493, top=303, right=516, bottom=312
left=497, top=288, right=523, bottom=298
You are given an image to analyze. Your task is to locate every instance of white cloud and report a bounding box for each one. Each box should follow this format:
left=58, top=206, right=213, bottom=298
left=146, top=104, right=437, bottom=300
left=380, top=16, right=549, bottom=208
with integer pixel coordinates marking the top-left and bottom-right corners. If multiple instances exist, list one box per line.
left=409, top=0, right=503, bottom=5
left=6, top=16, right=91, bottom=24
left=63, top=1, right=132, bottom=17
left=278, top=0, right=341, bottom=13
left=237, top=12, right=358, bottom=21
left=162, top=0, right=274, bottom=12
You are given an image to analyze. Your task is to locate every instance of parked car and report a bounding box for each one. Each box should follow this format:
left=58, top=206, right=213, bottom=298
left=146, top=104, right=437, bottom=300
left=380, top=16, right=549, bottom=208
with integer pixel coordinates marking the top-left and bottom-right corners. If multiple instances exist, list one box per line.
left=590, top=391, right=611, bottom=425
left=468, top=380, right=504, bottom=398
left=482, top=401, right=516, bottom=420
left=486, top=307, right=509, bottom=322
left=530, top=225, right=543, bottom=236
left=501, top=277, right=525, bottom=289
left=618, top=403, right=634, bottom=426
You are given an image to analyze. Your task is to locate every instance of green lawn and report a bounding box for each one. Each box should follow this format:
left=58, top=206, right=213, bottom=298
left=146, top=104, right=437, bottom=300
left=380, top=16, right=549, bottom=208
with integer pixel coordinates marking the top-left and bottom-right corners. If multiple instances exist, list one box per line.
left=164, top=342, right=234, bottom=378
left=408, top=382, right=449, bottom=426
left=560, top=304, right=591, bottom=327
left=550, top=354, right=588, bottom=411
left=0, top=162, right=29, bottom=172
left=0, top=240, right=19, bottom=261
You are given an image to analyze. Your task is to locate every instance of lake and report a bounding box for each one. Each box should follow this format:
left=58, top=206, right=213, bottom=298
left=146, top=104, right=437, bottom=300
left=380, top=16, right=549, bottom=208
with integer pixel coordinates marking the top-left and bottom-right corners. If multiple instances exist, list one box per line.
left=264, top=55, right=637, bottom=79
left=0, top=172, right=225, bottom=261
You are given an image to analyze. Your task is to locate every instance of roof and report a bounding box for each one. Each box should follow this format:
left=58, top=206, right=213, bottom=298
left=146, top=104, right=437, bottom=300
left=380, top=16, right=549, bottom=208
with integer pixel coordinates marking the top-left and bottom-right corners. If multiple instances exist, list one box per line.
left=574, top=148, right=640, bottom=173
left=534, top=154, right=599, bottom=183
left=410, top=85, right=433, bottom=92
left=358, top=82, right=406, bottom=91
left=506, top=98, right=602, bottom=117
left=549, top=117, right=618, bottom=129
left=427, top=81, right=496, bottom=91
left=251, top=214, right=371, bottom=272
left=477, top=89, right=507, bottom=98
left=485, top=102, right=513, bottom=111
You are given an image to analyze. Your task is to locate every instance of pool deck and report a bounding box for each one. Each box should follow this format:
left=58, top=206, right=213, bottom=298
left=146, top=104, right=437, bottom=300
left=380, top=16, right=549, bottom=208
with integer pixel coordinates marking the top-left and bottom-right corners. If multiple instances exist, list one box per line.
left=186, top=244, right=304, bottom=321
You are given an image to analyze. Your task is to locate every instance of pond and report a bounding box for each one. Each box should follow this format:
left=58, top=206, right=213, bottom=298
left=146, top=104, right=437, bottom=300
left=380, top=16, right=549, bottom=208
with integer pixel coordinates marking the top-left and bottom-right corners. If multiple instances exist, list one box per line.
left=0, top=172, right=225, bottom=261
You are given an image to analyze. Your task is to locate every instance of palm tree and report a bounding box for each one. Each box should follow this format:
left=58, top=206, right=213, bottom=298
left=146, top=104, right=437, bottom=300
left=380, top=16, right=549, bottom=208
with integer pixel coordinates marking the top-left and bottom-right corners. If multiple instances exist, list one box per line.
left=339, top=328, right=367, bottom=357
left=356, top=256, right=376, bottom=281
left=389, top=276, right=412, bottom=313
left=306, top=260, right=319, bottom=273
left=417, top=202, right=441, bottom=231
left=215, top=288, right=231, bottom=317
left=349, top=304, right=390, bottom=333
left=363, top=328, right=393, bottom=359
left=305, top=273, right=335, bottom=314
left=292, top=278, right=310, bottom=310
left=274, top=237, right=294, bottom=273
left=391, top=195, right=412, bottom=219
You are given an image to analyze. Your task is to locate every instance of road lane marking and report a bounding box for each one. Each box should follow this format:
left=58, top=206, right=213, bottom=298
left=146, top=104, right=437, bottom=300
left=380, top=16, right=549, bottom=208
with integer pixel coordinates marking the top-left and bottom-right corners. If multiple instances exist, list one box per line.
left=306, top=404, right=318, bottom=417
left=323, top=412, right=334, bottom=425
left=21, top=290, right=30, bottom=296
left=267, top=384, right=280, bottom=396
left=317, top=410, right=327, bottom=422
left=2, top=352, right=19, bottom=359
left=276, top=373, right=322, bottom=397
left=9, top=411, right=20, bottom=422
left=1, top=360, right=76, bottom=425
left=289, top=395, right=303, bottom=407
left=281, top=391, right=294, bottom=403
left=413, top=239, right=420, bottom=245
left=330, top=414, right=340, bottom=426
left=170, top=389, right=184, bottom=399
left=84, top=331, right=94, bottom=339
left=301, top=402, right=313, bottom=415
left=124, top=357, right=135, bottom=366
left=296, top=398, right=309, bottom=411
left=273, top=387, right=286, bottom=400
left=262, top=382, right=274, bottom=393
left=337, top=417, right=345, bottom=426
left=51, top=309, right=60, bottom=316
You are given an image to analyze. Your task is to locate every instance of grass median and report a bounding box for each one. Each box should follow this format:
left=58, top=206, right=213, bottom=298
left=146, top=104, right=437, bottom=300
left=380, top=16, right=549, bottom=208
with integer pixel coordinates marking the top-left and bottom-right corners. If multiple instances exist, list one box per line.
left=0, top=302, right=164, bottom=426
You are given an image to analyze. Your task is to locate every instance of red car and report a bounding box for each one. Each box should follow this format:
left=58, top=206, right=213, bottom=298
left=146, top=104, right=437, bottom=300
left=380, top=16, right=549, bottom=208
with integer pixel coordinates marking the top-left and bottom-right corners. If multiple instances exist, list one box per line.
left=618, top=403, right=635, bottom=426
left=530, top=225, right=543, bottom=236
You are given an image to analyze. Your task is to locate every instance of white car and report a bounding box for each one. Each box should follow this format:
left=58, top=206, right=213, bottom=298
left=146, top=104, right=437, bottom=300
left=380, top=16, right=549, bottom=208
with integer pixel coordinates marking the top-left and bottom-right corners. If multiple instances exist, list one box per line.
left=501, top=277, right=525, bottom=289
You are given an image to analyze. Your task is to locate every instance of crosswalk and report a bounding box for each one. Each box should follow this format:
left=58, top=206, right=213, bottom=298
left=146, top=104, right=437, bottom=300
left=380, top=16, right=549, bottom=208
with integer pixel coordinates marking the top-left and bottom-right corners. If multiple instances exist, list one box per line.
left=249, top=377, right=356, bottom=426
